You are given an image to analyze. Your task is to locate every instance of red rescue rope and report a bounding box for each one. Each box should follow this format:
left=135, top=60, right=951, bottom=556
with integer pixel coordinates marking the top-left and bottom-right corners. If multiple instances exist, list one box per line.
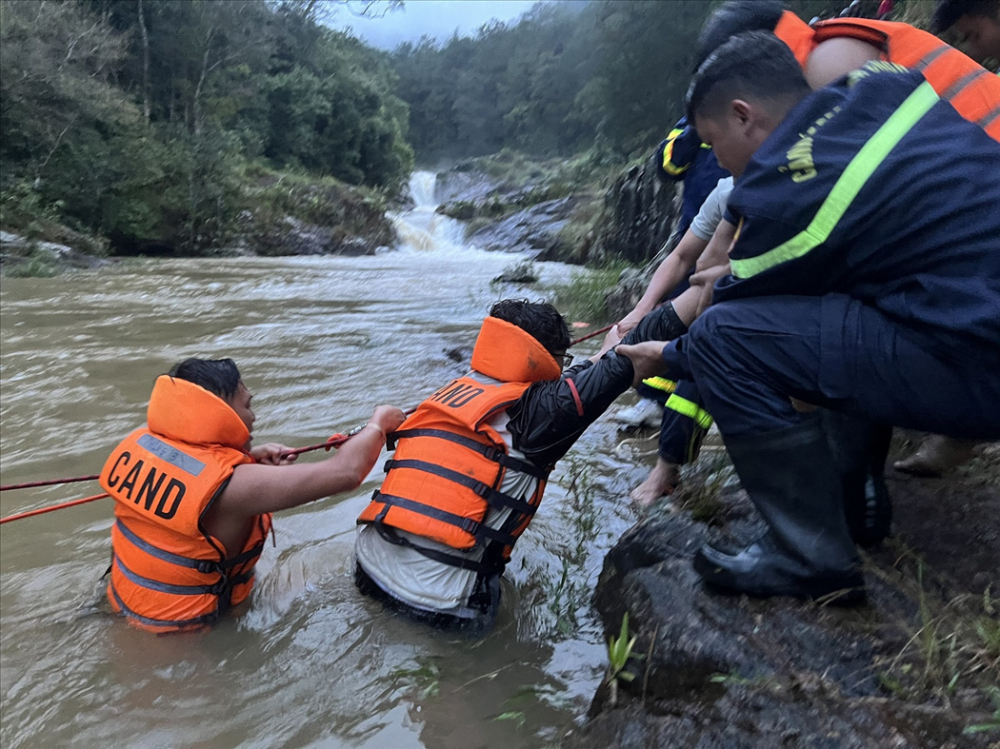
left=0, top=493, right=110, bottom=525
left=1, top=320, right=625, bottom=521
left=570, top=323, right=615, bottom=346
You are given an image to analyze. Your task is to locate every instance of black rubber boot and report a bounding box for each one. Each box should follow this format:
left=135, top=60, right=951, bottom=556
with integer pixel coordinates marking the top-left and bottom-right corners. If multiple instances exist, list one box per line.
left=820, top=410, right=892, bottom=548
left=694, top=415, right=865, bottom=602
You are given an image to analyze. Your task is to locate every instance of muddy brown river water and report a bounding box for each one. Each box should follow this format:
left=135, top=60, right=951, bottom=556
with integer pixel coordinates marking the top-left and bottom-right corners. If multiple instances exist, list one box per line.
left=0, top=174, right=652, bottom=748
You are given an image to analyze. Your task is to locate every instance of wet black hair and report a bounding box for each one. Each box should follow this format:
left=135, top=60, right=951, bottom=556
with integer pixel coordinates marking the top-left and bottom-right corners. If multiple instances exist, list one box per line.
left=168, top=357, right=242, bottom=399
left=489, top=299, right=571, bottom=355
left=932, top=0, right=1000, bottom=32
left=695, top=0, right=786, bottom=70
left=687, top=31, right=811, bottom=123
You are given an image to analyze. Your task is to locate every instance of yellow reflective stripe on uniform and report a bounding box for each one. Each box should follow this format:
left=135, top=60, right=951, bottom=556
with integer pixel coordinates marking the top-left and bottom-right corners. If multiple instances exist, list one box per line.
left=730, top=81, right=940, bottom=279
left=662, top=128, right=690, bottom=176
left=665, top=394, right=713, bottom=429
left=641, top=376, right=677, bottom=393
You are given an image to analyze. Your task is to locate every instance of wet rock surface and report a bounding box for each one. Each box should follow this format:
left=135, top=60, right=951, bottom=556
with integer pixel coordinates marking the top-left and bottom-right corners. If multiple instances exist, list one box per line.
left=238, top=215, right=390, bottom=257
left=468, top=196, right=582, bottom=257
left=594, top=149, right=679, bottom=266
left=569, top=443, right=1000, bottom=749
left=0, top=230, right=113, bottom=275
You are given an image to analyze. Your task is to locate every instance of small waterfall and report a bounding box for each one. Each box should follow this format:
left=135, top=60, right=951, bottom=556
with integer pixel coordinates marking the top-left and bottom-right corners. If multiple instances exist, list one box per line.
left=408, top=171, right=438, bottom=207
left=392, top=171, right=469, bottom=254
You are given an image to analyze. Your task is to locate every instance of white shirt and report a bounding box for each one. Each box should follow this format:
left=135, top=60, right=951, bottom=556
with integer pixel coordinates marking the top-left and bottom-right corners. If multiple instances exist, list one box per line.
left=690, top=176, right=735, bottom=241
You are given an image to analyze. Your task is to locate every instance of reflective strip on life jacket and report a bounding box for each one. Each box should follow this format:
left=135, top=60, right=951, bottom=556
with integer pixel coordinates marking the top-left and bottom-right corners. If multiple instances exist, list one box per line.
left=731, top=81, right=940, bottom=279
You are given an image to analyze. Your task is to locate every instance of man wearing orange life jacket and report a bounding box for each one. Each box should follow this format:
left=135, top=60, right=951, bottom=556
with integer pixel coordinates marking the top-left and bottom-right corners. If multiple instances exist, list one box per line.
left=100, top=357, right=405, bottom=632
left=354, top=299, right=665, bottom=630
left=695, top=1, right=1000, bottom=141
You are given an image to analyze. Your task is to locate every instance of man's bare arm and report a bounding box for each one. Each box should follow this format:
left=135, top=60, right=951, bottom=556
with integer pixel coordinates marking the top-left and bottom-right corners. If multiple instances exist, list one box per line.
left=617, top=229, right=709, bottom=335
left=213, top=405, right=406, bottom=517
left=804, top=38, right=881, bottom=89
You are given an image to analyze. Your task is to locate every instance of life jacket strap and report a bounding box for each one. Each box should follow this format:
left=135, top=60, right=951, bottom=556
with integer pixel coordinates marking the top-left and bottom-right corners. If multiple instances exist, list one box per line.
left=116, top=519, right=223, bottom=574
left=365, top=490, right=520, bottom=549
left=372, top=522, right=500, bottom=575
left=382, top=459, right=539, bottom=517
left=371, top=490, right=480, bottom=534
left=116, top=518, right=260, bottom=573
left=113, top=554, right=228, bottom=596
left=109, top=581, right=220, bottom=629
left=388, top=428, right=549, bottom=480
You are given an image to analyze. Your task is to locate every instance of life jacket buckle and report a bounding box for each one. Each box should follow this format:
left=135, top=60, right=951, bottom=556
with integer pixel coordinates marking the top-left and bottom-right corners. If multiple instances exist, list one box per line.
left=209, top=571, right=230, bottom=596
left=197, top=560, right=221, bottom=575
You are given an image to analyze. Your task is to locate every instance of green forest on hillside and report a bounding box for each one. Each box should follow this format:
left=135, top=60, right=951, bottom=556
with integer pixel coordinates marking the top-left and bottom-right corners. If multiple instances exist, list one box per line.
left=0, top=0, right=933, bottom=258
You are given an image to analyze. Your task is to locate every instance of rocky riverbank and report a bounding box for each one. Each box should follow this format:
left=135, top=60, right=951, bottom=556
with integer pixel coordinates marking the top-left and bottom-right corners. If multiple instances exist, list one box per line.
left=1, top=168, right=396, bottom=277
left=566, top=441, right=1000, bottom=748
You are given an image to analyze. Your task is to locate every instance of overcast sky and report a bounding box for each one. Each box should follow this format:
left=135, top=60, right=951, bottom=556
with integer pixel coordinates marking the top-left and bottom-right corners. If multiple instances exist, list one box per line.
left=329, top=0, right=544, bottom=50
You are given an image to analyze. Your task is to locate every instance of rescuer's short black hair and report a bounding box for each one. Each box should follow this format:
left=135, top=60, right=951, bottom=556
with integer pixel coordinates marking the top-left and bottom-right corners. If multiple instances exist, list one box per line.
left=695, top=0, right=786, bottom=70
left=490, top=299, right=570, bottom=355
left=932, top=0, right=1000, bottom=33
left=687, top=31, right=812, bottom=123
left=168, top=358, right=242, bottom=399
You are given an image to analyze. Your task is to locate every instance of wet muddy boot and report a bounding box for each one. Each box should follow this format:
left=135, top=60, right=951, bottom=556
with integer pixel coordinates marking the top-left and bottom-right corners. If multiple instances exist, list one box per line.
left=694, top=416, right=864, bottom=602
left=820, top=410, right=892, bottom=548
left=893, top=435, right=977, bottom=477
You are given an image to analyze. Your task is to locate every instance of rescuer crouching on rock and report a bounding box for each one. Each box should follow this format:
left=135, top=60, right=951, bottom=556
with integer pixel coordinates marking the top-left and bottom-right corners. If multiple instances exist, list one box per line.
left=100, top=357, right=405, bottom=632
left=621, top=33, right=1000, bottom=602
left=354, top=299, right=664, bottom=632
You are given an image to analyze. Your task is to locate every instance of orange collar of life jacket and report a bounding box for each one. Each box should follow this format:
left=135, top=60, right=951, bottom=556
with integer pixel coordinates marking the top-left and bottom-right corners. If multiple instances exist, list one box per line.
left=774, top=10, right=817, bottom=70
left=470, top=317, right=562, bottom=383
left=146, top=376, right=250, bottom=451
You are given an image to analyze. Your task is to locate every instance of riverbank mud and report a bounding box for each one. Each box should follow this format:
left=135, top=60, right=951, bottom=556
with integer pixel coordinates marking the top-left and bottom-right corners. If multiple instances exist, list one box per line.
left=569, top=441, right=1000, bottom=748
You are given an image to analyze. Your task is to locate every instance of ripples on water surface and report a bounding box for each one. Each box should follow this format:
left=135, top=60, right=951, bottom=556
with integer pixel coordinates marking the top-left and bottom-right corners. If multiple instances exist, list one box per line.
left=0, top=174, right=646, bottom=748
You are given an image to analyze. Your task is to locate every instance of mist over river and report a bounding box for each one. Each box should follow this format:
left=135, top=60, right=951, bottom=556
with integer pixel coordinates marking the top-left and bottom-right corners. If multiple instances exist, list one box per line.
left=0, top=172, right=650, bottom=749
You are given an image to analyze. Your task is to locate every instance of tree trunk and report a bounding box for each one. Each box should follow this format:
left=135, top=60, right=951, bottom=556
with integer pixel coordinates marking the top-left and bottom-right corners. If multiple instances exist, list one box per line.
left=137, top=0, right=151, bottom=122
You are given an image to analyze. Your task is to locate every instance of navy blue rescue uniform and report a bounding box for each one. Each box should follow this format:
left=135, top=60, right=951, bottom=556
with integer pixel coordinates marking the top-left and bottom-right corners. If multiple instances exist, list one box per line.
left=642, top=119, right=728, bottom=465
left=663, top=66, right=1000, bottom=440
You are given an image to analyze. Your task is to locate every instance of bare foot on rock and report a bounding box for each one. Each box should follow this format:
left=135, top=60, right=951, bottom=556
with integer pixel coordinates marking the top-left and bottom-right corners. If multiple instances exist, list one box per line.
left=630, top=457, right=679, bottom=508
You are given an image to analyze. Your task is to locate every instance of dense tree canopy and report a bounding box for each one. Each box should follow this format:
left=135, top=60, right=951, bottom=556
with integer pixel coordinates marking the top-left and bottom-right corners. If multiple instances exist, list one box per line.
left=391, top=0, right=882, bottom=164
left=1, top=0, right=412, bottom=251
left=2, top=0, right=937, bottom=253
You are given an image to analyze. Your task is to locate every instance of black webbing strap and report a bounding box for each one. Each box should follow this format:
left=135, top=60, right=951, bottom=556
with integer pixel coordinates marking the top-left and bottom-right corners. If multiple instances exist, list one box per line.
left=383, top=459, right=538, bottom=517
left=109, top=581, right=219, bottom=629
left=221, top=541, right=264, bottom=569
left=387, top=428, right=549, bottom=480
left=114, top=554, right=222, bottom=596
left=367, top=490, right=519, bottom=548
left=370, top=490, right=481, bottom=535
left=371, top=523, right=498, bottom=575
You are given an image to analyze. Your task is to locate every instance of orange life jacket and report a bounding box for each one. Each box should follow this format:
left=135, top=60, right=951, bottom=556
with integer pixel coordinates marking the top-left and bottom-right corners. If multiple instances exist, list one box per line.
left=100, top=376, right=272, bottom=631
left=774, top=11, right=1000, bottom=141
left=357, top=316, right=562, bottom=575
